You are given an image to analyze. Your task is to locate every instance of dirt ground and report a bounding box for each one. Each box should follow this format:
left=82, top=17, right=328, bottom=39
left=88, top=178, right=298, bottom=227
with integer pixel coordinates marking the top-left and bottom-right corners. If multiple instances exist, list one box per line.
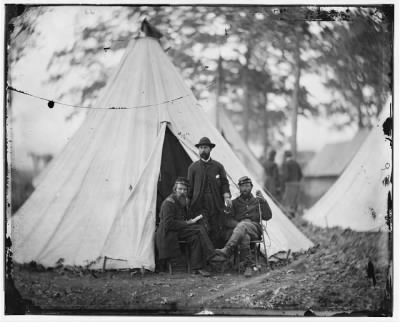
left=10, top=217, right=391, bottom=316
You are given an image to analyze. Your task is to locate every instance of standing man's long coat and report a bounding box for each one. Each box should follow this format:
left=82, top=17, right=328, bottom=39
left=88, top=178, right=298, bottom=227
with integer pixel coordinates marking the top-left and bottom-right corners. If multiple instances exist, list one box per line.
left=187, top=159, right=231, bottom=247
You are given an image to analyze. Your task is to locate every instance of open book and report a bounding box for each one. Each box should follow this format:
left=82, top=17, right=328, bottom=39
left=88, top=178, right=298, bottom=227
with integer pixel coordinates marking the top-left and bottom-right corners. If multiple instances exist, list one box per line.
left=192, top=214, right=203, bottom=223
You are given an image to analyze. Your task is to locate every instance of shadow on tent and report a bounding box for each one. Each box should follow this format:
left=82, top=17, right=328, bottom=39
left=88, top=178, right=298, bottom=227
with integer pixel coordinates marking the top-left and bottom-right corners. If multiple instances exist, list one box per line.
left=155, top=126, right=193, bottom=272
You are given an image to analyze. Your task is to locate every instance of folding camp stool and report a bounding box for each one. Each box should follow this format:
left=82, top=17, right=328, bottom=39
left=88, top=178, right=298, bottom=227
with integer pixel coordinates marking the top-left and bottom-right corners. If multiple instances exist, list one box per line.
left=235, top=239, right=263, bottom=273
left=167, top=240, right=191, bottom=274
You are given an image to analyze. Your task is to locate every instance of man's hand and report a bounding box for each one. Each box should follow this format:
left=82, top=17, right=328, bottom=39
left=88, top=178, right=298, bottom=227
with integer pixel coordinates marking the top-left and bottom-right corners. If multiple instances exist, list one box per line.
left=255, top=190, right=264, bottom=199
left=223, top=193, right=232, bottom=208
left=224, top=197, right=232, bottom=208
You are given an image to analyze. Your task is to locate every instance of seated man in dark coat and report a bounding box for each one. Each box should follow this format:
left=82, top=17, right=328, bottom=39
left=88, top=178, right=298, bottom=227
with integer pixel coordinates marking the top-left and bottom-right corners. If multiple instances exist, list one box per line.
left=217, top=176, right=272, bottom=277
left=156, top=177, right=225, bottom=277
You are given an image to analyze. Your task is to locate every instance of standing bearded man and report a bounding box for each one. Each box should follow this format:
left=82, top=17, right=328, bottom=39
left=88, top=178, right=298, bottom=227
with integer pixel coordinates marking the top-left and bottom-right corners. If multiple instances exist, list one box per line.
left=187, top=137, right=232, bottom=248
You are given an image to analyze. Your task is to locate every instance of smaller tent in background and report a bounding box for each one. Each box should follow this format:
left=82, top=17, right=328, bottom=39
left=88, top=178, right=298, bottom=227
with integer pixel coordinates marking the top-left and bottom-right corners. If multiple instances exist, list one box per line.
left=302, top=129, right=369, bottom=207
left=215, top=107, right=265, bottom=182
left=304, top=100, right=392, bottom=231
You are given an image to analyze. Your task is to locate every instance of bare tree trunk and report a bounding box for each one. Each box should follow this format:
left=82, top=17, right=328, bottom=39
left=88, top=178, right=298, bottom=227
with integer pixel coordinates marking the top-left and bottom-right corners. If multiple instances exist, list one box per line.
left=376, top=45, right=385, bottom=116
left=263, top=92, right=269, bottom=158
left=243, top=45, right=252, bottom=143
left=215, top=55, right=223, bottom=131
left=356, top=84, right=365, bottom=128
left=291, top=35, right=301, bottom=159
left=357, top=103, right=364, bottom=128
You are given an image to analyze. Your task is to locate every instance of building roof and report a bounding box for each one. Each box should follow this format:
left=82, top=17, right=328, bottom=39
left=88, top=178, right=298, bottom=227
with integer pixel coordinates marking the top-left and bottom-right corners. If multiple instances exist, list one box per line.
left=303, top=129, right=369, bottom=177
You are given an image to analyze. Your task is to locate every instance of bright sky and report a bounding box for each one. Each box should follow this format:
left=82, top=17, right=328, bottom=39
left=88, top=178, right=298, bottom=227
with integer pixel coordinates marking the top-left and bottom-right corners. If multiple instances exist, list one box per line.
left=9, top=6, right=357, bottom=171
left=10, top=7, right=85, bottom=170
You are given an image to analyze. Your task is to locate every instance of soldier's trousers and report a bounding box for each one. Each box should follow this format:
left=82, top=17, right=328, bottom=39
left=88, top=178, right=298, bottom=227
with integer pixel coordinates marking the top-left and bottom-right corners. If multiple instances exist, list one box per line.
left=225, top=220, right=261, bottom=266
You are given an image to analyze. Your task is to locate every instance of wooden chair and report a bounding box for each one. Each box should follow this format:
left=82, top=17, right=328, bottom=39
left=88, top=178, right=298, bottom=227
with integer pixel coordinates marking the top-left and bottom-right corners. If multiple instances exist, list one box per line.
left=167, top=240, right=191, bottom=274
left=235, top=238, right=265, bottom=273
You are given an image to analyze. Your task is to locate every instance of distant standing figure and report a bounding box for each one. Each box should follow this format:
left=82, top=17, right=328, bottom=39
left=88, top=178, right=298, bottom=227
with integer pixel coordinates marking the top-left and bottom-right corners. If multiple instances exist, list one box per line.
left=281, top=150, right=303, bottom=216
left=187, top=137, right=232, bottom=248
left=263, top=149, right=280, bottom=200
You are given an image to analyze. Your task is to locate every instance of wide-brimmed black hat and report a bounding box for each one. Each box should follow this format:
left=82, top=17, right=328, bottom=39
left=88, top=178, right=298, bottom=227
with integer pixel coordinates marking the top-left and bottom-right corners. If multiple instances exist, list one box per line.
left=238, top=176, right=253, bottom=186
left=284, top=150, right=293, bottom=157
left=174, top=177, right=189, bottom=187
left=195, top=137, right=216, bottom=149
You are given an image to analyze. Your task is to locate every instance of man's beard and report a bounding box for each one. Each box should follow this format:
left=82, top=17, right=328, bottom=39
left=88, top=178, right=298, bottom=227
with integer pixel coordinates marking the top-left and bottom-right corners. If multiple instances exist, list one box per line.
left=200, top=152, right=210, bottom=160
left=177, top=194, right=187, bottom=206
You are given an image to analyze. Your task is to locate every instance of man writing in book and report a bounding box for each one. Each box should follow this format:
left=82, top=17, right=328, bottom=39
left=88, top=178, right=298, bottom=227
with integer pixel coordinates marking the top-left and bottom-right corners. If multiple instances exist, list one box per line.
left=156, top=177, right=225, bottom=277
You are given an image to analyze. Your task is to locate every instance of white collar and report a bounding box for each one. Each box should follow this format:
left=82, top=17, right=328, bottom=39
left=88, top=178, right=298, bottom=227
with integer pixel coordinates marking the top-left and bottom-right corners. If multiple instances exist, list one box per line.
left=200, top=156, right=211, bottom=163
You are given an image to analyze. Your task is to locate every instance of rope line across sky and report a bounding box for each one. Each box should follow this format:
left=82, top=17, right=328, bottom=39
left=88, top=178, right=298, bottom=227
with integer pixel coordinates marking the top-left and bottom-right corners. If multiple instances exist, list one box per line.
left=6, top=79, right=217, bottom=110
left=6, top=85, right=196, bottom=110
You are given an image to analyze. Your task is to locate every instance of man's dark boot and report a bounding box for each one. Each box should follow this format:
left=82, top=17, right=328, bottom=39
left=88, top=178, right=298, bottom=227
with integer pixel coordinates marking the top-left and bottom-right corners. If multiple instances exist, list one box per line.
left=244, top=266, right=252, bottom=278
left=216, top=226, right=243, bottom=258
left=209, top=253, right=226, bottom=262
left=241, top=248, right=253, bottom=277
left=195, top=269, right=212, bottom=277
left=215, top=246, right=232, bottom=258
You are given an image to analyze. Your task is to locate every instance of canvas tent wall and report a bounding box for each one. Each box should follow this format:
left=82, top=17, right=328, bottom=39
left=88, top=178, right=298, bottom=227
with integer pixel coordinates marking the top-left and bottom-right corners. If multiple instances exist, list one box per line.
left=11, top=34, right=313, bottom=271
left=304, top=101, right=392, bottom=231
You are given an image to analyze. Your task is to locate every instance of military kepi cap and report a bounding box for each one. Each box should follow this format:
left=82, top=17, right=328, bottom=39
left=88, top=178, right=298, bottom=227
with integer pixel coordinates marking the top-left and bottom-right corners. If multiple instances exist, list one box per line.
left=195, top=137, right=216, bottom=148
left=175, top=177, right=189, bottom=187
left=238, top=176, right=253, bottom=186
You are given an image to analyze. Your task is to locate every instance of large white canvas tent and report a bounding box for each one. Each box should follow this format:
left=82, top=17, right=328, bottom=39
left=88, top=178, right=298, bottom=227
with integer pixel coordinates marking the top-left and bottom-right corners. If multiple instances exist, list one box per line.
left=11, top=30, right=313, bottom=271
left=304, top=101, right=392, bottom=231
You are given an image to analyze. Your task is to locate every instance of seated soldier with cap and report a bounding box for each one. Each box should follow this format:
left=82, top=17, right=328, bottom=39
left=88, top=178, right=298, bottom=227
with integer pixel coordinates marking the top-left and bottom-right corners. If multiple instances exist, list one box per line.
left=217, top=176, right=272, bottom=277
left=156, top=177, right=225, bottom=277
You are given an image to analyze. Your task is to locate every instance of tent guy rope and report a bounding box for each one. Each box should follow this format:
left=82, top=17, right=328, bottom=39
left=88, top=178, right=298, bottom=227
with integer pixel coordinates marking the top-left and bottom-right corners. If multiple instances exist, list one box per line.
left=6, top=85, right=191, bottom=110
left=6, top=81, right=217, bottom=110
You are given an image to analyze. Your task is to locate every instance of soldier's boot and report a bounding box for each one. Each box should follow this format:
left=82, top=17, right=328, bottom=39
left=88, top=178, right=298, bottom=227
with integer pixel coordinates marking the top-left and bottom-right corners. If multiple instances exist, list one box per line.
left=216, top=225, right=244, bottom=258
left=240, top=246, right=252, bottom=277
left=209, top=253, right=226, bottom=262
left=215, top=246, right=233, bottom=258
left=243, top=266, right=253, bottom=278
